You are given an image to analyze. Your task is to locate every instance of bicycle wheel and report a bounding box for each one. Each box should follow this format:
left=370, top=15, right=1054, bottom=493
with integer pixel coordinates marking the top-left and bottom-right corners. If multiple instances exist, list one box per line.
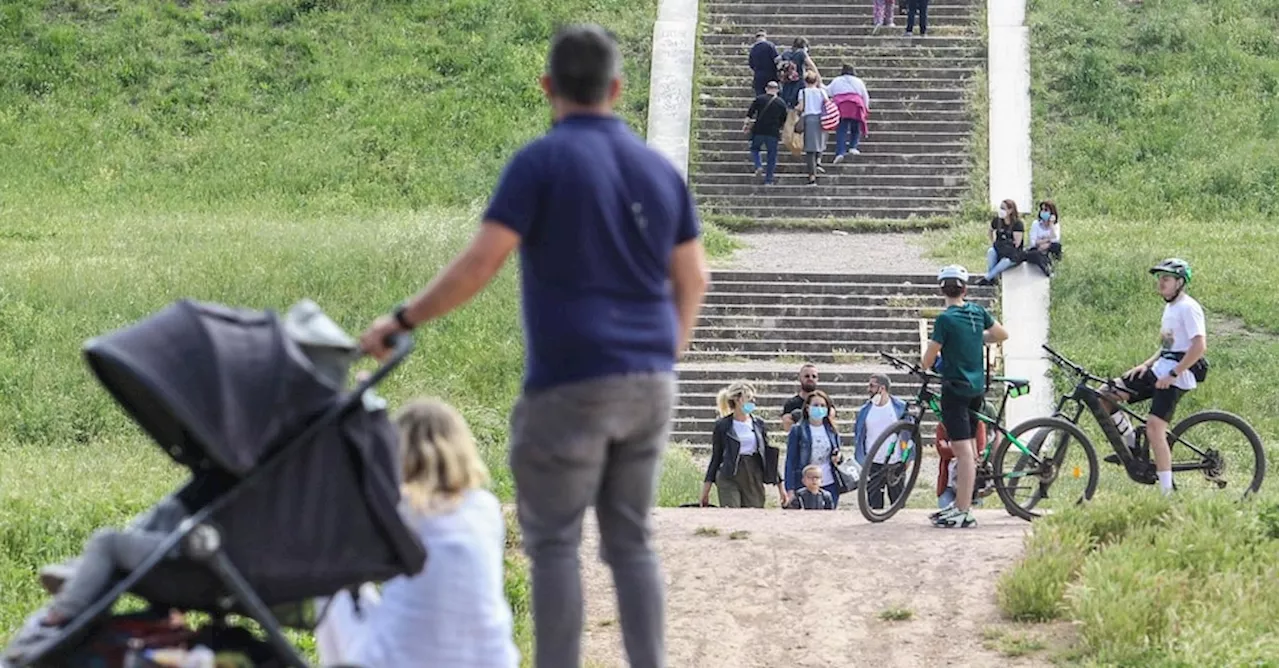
left=993, top=417, right=1099, bottom=521
left=856, top=420, right=924, bottom=523
left=1169, top=410, right=1266, bottom=497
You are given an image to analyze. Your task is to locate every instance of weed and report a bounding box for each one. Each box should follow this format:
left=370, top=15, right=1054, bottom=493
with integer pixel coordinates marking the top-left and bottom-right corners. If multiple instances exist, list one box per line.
left=878, top=606, right=913, bottom=621
left=728, top=530, right=750, bottom=540
left=694, top=527, right=720, bottom=537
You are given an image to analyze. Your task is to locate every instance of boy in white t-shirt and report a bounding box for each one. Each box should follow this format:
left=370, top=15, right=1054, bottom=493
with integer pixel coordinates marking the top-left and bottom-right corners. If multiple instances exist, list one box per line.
left=1101, top=258, right=1207, bottom=495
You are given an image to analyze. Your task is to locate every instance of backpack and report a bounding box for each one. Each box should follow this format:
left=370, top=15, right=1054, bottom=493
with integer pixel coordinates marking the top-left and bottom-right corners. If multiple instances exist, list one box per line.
left=777, top=57, right=799, bottom=83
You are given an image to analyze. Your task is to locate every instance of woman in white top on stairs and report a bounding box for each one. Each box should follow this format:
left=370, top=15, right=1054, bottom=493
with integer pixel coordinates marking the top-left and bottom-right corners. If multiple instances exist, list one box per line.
left=315, top=398, right=519, bottom=668
left=700, top=381, right=786, bottom=508
left=795, top=71, right=832, bottom=186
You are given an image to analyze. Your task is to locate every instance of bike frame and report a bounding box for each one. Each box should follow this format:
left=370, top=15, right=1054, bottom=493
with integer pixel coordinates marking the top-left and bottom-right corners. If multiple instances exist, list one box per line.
left=882, top=353, right=1041, bottom=465
left=1043, top=346, right=1217, bottom=480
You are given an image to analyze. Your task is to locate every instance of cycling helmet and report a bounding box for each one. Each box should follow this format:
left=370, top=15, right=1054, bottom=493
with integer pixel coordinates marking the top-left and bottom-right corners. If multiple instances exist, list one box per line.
left=1149, top=257, right=1192, bottom=285
left=937, top=264, right=969, bottom=284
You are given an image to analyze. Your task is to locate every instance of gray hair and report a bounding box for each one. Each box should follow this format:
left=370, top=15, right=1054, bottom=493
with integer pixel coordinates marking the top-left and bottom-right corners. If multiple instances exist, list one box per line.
left=870, top=373, right=891, bottom=391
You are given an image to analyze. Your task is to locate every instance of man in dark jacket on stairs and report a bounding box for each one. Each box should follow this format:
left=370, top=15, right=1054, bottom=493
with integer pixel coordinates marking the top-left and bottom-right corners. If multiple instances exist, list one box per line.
left=747, top=30, right=780, bottom=96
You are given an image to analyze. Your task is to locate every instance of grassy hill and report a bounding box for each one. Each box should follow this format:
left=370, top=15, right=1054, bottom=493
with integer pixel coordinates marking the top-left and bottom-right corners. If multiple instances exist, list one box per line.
left=929, top=0, right=1278, bottom=663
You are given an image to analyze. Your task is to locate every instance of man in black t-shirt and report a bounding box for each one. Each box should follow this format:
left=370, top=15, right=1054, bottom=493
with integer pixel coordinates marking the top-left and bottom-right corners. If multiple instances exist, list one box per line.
left=745, top=81, right=789, bottom=185
left=747, top=31, right=780, bottom=96
left=780, top=363, right=821, bottom=432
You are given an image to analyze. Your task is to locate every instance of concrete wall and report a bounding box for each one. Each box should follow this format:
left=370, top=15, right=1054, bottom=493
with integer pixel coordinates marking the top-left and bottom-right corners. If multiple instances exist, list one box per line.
left=989, top=0, right=1054, bottom=426
left=645, top=0, right=699, bottom=180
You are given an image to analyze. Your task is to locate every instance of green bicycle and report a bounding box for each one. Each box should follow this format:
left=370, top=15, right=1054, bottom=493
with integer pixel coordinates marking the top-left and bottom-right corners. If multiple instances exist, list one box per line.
left=856, top=352, right=1100, bottom=523
left=990, top=346, right=1267, bottom=519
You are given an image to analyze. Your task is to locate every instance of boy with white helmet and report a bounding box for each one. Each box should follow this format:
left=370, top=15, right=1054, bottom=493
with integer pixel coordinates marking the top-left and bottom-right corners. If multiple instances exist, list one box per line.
left=1100, top=258, right=1206, bottom=495
left=921, top=265, right=1008, bottom=528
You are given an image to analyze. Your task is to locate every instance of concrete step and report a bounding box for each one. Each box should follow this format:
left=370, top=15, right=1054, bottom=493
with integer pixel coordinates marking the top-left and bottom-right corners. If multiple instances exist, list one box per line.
left=696, top=129, right=971, bottom=144
left=708, top=10, right=978, bottom=25
left=706, top=279, right=995, bottom=296
left=689, top=337, right=919, bottom=353
left=707, top=270, right=971, bottom=284
left=701, top=84, right=968, bottom=100
left=706, top=287, right=993, bottom=304
left=700, top=118, right=972, bottom=133
left=695, top=204, right=947, bottom=219
left=705, top=1, right=978, bottom=11
left=701, top=34, right=981, bottom=47
left=697, top=314, right=920, bottom=330
left=691, top=162, right=969, bottom=179
left=694, top=182, right=967, bottom=198
left=696, top=304, right=973, bottom=320
left=700, top=45, right=984, bottom=59
left=694, top=149, right=968, bottom=164
left=698, top=194, right=957, bottom=211
left=705, top=23, right=979, bottom=37
left=699, top=105, right=971, bottom=120
left=692, top=171, right=967, bottom=186
left=681, top=349, right=908, bottom=363
left=693, top=325, right=919, bottom=343
left=699, top=141, right=967, bottom=155
left=699, top=97, right=967, bottom=111
left=704, top=64, right=977, bottom=81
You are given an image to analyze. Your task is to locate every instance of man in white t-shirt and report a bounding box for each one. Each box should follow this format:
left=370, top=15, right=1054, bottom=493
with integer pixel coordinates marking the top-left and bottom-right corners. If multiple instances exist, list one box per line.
left=1101, top=258, right=1207, bottom=495
left=854, top=373, right=911, bottom=509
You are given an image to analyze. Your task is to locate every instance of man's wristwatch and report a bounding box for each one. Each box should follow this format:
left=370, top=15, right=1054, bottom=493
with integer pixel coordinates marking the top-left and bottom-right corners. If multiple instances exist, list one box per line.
left=1167, top=369, right=1179, bottom=378
left=392, top=303, right=415, bottom=331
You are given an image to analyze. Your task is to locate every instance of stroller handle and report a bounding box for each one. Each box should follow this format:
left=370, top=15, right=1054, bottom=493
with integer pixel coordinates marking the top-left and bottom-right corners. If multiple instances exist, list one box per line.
left=348, top=333, right=414, bottom=404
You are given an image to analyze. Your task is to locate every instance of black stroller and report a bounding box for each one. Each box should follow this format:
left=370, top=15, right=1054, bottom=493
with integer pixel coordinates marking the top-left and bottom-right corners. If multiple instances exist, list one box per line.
left=2, top=299, right=427, bottom=667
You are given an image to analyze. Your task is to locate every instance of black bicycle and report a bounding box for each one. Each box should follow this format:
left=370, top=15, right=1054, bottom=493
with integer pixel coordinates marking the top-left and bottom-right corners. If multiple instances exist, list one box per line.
left=991, top=345, right=1267, bottom=519
left=857, top=352, right=1099, bottom=523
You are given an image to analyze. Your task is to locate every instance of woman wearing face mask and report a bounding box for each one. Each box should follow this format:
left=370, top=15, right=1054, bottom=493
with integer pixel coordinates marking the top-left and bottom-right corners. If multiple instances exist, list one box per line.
left=979, top=198, right=1025, bottom=286
left=783, top=390, right=846, bottom=507
left=1023, top=200, right=1062, bottom=277
left=700, top=381, right=785, bottom=508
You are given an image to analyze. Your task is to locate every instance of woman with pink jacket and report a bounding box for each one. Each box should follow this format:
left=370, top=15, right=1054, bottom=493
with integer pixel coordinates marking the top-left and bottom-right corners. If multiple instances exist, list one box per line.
left=827, top=64, right=870, bottom=163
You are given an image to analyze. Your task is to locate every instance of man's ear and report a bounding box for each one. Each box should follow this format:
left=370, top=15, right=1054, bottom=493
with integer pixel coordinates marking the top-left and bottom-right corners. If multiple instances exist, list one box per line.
left=539, top=74, right=554, bottom=99
left=607, top=76, right=622, bottom=103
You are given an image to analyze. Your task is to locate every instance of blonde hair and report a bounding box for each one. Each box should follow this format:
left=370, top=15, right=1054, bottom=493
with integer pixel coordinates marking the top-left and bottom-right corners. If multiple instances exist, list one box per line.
left=802, top=464, right=823, bottom=478
left=394, top=398, right=490, bottom=516
left=716, top=380, right=756, bottom=417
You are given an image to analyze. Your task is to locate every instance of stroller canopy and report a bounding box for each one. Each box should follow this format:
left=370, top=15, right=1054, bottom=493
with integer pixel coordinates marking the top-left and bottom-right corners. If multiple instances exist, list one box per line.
left=83, top=299, right=352, bottom=476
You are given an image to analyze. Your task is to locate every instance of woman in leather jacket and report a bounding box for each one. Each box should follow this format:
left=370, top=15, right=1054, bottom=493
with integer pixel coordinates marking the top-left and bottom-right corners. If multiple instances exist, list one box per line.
left=699, top=381, right=786, bottom=508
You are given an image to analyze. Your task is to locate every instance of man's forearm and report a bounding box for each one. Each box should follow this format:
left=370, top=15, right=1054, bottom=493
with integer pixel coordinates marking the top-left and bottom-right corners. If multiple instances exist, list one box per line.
left=403, top=254, right=496, bottom=328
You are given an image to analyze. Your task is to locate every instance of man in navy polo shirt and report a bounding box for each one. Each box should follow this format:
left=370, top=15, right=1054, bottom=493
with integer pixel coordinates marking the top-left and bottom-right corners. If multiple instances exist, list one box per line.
left=360, top=24, right=709, bottom=668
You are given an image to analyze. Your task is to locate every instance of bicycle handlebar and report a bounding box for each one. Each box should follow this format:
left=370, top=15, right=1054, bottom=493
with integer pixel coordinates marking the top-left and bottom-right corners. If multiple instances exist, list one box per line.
left=1041, top=344, right=1118, bottom=388
left=879, top=351, right=938, bottom=381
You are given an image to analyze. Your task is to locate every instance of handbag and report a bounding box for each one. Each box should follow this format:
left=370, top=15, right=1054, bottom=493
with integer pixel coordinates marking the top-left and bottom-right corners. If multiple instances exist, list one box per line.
left=834, top=458, right=861, bottom=494
left=820, top=98, right=840, bottom=131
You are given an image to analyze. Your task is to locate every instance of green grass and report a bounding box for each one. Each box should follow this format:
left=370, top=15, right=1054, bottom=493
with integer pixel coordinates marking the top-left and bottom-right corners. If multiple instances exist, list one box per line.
left=997, top=492, right=1279, bottom=666
left=877, top=605, right=913, bottom=621
left=0, top=0, right=721, bottom=656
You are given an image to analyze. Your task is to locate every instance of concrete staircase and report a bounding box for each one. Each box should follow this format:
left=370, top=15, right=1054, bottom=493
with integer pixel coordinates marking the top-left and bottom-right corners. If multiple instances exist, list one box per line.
left=673, top=270, right=997, bottom=449
left=692, top=0, right=984, bottom=220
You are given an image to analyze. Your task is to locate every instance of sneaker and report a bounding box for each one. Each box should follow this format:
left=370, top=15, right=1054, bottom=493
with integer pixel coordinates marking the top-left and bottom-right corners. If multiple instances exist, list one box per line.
left=850, top=148, right=861, bottom=155
left=832, top=154, right=845, bottom=164
left=754, top=167, right=763, bottom=176
left=933, top=508, right=977, bottom=529
left=929, top=503, right=956, bottom=521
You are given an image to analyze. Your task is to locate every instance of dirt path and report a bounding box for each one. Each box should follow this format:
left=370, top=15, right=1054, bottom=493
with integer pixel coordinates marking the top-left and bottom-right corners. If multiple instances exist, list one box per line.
left=579, top=508, right=1047, bottom=667
left=712, top=231, right=940, bottom=275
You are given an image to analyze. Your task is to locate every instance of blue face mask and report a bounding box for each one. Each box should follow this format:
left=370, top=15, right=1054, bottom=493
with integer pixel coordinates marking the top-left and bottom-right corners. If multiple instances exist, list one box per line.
left=1039, top=210, right=1051, bottom=221
left=809, top=406, right=828, bottom=421
left=742, top=401, right=756, bottom=415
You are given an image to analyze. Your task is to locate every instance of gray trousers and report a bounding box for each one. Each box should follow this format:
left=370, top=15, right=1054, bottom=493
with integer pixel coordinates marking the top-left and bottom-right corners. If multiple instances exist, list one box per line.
left=509, top=372, right=675, bottom=668
left=51, top=496, right=187, bottom=617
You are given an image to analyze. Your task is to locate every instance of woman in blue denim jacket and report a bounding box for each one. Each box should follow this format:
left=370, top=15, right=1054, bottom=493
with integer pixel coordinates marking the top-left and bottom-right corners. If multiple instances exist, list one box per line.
left=783, top=390, right=846, bottom=507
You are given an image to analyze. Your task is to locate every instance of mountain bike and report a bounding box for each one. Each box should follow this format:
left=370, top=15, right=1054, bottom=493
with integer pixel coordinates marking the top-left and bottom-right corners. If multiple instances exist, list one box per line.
left=857, top=352, right=1099, bottom=522
left=996, top=345, right=1267, bottom=518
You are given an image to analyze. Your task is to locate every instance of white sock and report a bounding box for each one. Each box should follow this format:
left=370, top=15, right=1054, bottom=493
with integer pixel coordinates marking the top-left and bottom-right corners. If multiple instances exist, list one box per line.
left=1157, top=471, right=1174, bottom=493
left=1111, top=411, right=1136, bottom=449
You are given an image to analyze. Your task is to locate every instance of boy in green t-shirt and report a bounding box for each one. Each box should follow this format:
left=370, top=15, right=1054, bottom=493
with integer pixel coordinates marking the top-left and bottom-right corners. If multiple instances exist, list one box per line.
left=921, top=265, right=1008, bottom=528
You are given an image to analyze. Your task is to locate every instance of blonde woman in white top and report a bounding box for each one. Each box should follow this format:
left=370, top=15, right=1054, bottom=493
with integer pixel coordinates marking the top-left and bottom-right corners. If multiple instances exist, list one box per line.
left=700, top=381, right=786, bottom=508
left=315, top=398, right=519, bottom=668
left=795, top=71, right=831, bottom=186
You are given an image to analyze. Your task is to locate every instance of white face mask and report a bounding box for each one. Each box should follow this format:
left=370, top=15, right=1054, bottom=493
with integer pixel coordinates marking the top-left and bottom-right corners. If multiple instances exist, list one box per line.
left=998, top=207, right=1008, bottom=218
